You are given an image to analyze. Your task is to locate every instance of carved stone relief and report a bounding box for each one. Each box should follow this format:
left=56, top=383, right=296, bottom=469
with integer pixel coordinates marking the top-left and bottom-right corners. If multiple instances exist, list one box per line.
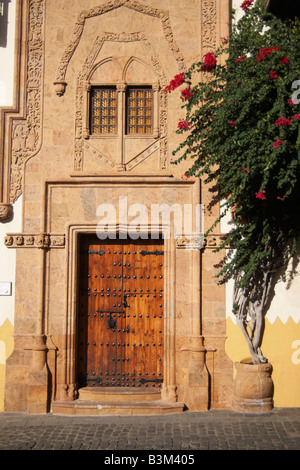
left=201, top=0, right=217, bottom=53
left=54, top=0, right=186, bottom=94
left=4, top=233, right=65, bottom=249
left=75, top=32, right=169, bottom=172
left=0, top=203, right=13, bottom=223
left=10, top=0, right=45, bottom=204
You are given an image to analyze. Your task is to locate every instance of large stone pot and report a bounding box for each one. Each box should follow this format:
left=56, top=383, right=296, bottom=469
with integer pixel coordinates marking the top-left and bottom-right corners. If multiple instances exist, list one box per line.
left=233, top=359, right=274, bottom=413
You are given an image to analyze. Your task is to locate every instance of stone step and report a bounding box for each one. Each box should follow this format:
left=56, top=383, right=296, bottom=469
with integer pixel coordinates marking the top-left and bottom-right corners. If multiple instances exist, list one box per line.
left=78, top=387, right=161, bottom=402
left=51, top=399, right=186, bottom=416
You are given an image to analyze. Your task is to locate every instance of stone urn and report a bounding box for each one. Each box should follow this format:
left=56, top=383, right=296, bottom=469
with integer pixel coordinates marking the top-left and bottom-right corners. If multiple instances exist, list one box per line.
left=233, top=359, right=274, bottom=413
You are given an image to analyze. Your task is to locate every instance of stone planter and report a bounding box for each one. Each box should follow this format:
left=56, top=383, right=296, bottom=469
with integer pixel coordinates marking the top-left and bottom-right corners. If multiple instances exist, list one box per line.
left=234, top=360, right=274, bottom=413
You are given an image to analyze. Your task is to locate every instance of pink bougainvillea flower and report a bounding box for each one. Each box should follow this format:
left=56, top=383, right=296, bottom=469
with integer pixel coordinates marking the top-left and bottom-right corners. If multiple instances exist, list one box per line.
left=293, top=114, right=300, bottom=120
left=229, top=120, right=236, bottom=127
left=273, top=138, right=283, bottom=149
left=163, top=73, right=185, bottom=93
left=242, top=167, right=250, bottom=173
left=268, top=71, right=278, bottom=79
left=289, top=98, right=299, bottom=105
left=256, top=190, right=267, bottom=200
left=241, top=0, right=254, bottom=13
left=181, top=88, right=194, bottom=100
left=277, top=195, right=287, bottom=201
left=281, top=56, right=290, bottom=65
left=235, top=56, right=246, bottom=62
left=200, top=52, right=217, bottom=72
left=178, top=119, right=191, bottom=130
left=276, top=115, right=292, bottom=128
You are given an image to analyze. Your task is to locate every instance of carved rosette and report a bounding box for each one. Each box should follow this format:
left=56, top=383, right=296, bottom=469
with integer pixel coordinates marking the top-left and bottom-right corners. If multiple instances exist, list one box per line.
left=4, top=234, right=65, bottom=249
left=0, top=204, right=13, bottom=223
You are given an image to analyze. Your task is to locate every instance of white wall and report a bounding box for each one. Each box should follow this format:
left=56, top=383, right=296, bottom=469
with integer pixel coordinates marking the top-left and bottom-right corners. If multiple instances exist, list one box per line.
left=0, top=0, right=21, bottom=330
left=0, top=0, right=16, bottom=106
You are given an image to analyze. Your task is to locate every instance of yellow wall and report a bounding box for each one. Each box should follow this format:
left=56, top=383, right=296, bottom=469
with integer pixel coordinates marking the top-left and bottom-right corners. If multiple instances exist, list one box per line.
left=0, top=319, right=14, bottom=412
left=226, top=317, right=300, bottom=407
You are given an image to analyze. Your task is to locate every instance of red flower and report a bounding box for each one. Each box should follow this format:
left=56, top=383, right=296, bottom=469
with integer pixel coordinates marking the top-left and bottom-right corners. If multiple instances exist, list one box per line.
left=268, top=70, right=278, bottom=80
left=181, top=88, right=194, bottom=100
left=255, top=46, right=279, bottom=62
left=200, top=52, right=217, bottom=72
left=281, top=56, right=290, bottom=65
left=276, top=115, right=292, bottom=128
left=235, top=56, right=246, bottom=62
left=178, top=119, right=191, bottom=130
left=293, top=114, right=300, bottom=120
left=289, top=98, right=299, bottom=105
left=242, top=167, right=250, bottom=173
left=164, top=73, right=185, bottom=93
left=229, top=120, right=236, bottom=127
left=273, top=138, right=283, bottom=149
left=277, top=195, right=287, bottom=201
left=256, top=190, right=267, bottom=200
left=241, top=0, right=254, bottom=13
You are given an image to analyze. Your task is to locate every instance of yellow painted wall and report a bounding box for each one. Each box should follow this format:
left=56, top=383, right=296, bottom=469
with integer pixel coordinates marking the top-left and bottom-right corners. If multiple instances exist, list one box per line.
left=226, top=317, right=300, bottom=407
left=0, top=319, right=14, bottom=412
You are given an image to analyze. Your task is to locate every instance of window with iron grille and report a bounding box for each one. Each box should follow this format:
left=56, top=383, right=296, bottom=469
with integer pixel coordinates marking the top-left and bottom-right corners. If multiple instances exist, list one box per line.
left=126, top=87, right=153, bottom=135
left=90, top=87, right=117, bottom=135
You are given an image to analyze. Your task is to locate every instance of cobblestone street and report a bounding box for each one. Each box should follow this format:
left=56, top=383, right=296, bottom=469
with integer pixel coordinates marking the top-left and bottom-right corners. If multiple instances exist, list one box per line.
left=0, top=408, right=299, bottom=452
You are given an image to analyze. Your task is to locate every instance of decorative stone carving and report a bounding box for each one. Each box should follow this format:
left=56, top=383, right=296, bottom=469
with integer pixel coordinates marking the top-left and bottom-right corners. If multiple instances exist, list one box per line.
left=4, top=233, right=66, bottom=249
left=176, top=235, right=205, bottom=250
left=75, top=33, right=169, bottom=171
left=175, top=233, right=228, bottom=250
left=205, top=233, right=228, bottom=249
left=201, top=0, right=217, bottom=53
left=10, top=0, right=45, bottom=204
left=54, top=0, right=186, bottom=92
left=0, top=203, right=13, bottom=223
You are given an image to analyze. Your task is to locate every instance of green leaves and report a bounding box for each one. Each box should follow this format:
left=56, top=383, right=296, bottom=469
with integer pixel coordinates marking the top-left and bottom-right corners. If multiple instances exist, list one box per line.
left=171, top=0, right=300, bottom=287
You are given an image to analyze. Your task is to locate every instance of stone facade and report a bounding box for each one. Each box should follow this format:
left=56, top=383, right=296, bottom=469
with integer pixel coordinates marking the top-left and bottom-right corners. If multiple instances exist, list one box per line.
left=1, top=0, right=234, bottom=414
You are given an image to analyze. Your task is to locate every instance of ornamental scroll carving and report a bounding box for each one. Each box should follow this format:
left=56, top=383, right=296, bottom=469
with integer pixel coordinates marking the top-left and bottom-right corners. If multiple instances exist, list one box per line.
left=10, top=0, right=45, bottom=204
left=201, top=0, right=217, bottom=54
left=200, top=0, right=217, bottom=81
left=54, top=0, right=186, bottom=96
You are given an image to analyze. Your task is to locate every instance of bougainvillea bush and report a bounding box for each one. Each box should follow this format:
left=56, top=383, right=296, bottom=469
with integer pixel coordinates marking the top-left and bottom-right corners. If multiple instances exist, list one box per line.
left=169, top=0, right=300, bottom=363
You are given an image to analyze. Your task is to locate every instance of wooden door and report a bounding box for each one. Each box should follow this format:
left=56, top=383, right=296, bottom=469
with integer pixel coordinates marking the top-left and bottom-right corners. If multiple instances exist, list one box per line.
left=77, top=235, right=164, bottom=389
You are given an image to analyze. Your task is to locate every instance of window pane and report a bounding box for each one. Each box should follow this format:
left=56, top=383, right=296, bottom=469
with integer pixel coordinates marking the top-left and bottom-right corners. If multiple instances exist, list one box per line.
left=126, top=87, right=153, bottom=135
left=91, top=87, right=117, bottom=135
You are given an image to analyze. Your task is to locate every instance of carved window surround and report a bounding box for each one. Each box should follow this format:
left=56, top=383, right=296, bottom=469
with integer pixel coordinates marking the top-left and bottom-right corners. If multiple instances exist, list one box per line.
left=82, top=81, right=160, bottom=171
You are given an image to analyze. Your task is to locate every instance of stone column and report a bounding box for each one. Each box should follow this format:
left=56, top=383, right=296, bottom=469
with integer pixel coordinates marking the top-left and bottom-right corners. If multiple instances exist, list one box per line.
left=116, top=82, right=127, bottom=171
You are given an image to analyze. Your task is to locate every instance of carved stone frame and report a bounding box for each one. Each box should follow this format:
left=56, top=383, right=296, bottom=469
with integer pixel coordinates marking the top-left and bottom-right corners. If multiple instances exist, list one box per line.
left=65, top=223, right=178, bottom=403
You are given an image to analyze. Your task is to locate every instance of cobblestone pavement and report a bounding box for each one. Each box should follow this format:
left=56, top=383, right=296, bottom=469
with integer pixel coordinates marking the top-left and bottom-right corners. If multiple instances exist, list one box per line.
left=0, top=408, right=299, bottom=452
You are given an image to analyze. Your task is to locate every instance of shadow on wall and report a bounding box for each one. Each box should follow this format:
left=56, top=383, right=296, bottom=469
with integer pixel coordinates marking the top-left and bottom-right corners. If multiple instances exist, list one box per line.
left=0, top=0, right=10, bottom=48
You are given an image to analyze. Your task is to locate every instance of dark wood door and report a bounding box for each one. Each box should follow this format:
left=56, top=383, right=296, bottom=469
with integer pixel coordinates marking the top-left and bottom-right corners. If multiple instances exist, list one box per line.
left=77, top=235, right=164, bottom=389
